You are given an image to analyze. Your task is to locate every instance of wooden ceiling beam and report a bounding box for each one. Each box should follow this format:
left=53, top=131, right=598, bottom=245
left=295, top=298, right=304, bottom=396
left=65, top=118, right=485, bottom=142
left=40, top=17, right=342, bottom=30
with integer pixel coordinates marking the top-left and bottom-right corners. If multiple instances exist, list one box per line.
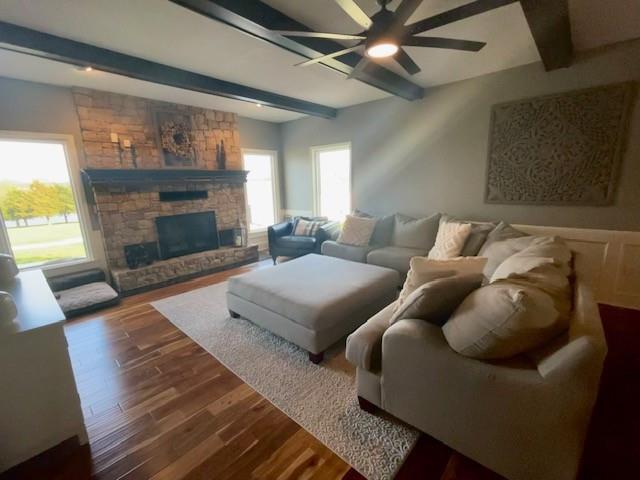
left=0, top=20, right=338, bottom=118
left=170, top=0, right=425, bottom=101
left=520, top=0, right=573, bottom=70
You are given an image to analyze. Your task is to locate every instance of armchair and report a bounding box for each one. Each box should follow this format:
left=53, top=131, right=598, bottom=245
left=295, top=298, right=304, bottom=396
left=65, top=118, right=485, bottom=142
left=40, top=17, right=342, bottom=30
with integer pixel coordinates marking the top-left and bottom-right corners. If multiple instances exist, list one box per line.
left=268, top=218, right=339, bottom=264
left=346, top=279, right=607, bottom=480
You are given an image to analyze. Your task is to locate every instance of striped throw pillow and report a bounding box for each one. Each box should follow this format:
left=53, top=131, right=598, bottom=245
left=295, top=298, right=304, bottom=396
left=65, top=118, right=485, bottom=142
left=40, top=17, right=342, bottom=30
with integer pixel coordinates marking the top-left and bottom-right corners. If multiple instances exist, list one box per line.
left=293, top=219, right=326, bottom=236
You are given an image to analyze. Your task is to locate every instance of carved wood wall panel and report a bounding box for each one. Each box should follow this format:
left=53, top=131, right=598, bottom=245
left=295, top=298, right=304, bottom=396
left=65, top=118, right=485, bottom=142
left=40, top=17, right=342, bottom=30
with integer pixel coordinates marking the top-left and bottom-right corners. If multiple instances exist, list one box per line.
left=485, top=82, right=635, bottom=205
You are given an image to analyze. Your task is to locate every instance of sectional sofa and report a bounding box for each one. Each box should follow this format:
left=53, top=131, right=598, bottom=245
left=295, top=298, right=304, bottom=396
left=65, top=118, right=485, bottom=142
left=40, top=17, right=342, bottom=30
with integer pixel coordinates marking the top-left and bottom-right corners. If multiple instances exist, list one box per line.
left=322, top=212, right=494, bottom=280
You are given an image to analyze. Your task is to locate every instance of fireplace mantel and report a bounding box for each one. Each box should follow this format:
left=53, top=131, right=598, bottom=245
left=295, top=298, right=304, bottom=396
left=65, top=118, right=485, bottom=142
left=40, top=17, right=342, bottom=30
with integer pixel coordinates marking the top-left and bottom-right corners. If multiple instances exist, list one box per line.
left=81, top=168, right=248, bottom=188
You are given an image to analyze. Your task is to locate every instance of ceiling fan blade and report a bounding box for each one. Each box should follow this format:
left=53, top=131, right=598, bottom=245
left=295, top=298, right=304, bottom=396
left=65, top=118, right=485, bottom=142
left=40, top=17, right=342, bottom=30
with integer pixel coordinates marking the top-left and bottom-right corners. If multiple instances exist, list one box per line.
left=274, top=30, right=365, bottom=41
left=393, top=0, right=424, bottom=26
left=403, top=36, right=486, bottom=51
left=334, top=0, right=373, bottom=29
left=296, top=45, right=362, bottom=67
left=406, top=0, right=516, bottom=35
left=394, top=48, right=421, bottom=75
left=347, top=57, right=370, bottom=80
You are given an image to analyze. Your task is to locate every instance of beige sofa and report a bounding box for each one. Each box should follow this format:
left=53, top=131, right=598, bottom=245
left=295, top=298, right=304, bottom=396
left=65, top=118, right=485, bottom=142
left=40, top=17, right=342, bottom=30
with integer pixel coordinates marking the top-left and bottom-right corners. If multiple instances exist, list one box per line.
left=346, top=278, right=607, bottom=480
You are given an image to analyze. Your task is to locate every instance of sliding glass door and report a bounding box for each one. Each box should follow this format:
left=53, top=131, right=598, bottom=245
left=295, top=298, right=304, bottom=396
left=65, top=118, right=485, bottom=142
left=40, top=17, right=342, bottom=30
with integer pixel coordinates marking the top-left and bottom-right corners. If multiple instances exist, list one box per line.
left=0, top=135, right=91, bottom=269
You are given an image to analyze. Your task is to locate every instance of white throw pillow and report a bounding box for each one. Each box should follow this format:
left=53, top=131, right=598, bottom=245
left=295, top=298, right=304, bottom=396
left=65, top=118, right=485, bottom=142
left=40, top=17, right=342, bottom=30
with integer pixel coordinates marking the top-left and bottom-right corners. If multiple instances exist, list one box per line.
left=443, top=282, right=567, bottom=359
left=397, top=256, right=488, bottom=307
left=337, top=214, right=377, bottom=246
left=428, top=221, right=472, bottom=259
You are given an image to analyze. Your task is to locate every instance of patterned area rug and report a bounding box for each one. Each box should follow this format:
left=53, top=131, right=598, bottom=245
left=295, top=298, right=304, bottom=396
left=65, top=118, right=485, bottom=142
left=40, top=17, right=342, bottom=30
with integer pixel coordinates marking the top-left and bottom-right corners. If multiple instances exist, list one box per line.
left=152, top=282, right=418, bottom=480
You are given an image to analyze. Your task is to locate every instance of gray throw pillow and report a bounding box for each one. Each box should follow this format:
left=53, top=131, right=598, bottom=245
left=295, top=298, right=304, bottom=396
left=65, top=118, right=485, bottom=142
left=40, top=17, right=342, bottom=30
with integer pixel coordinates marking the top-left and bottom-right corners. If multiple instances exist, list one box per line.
left=443, top=282, right=567, bottom=359
left=390, top=273, right=484, bottom=327
left=478, top=221, right=526, bottom=255
left=354, top=210, right=394, bottom=246
left=481, top=235, right=539, bottom=278
left=461, top=222, right=497, bottom=256
left=392, top=213, right=441, bottom=250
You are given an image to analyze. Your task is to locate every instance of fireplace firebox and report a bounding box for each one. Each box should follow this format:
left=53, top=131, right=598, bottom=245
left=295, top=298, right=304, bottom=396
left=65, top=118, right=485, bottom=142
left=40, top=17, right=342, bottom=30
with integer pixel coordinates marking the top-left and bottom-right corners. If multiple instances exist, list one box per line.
left=156, top=211, right=219, bottom=259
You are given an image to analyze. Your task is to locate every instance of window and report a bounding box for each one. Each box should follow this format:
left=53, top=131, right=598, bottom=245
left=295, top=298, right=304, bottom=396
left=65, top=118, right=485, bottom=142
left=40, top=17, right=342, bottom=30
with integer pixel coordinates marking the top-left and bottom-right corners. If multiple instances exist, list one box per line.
left=0, top=136, right=91, bottom=269
left=243, top=149, right=279, bottom=232
left=312, top=143, right=351, bottom=221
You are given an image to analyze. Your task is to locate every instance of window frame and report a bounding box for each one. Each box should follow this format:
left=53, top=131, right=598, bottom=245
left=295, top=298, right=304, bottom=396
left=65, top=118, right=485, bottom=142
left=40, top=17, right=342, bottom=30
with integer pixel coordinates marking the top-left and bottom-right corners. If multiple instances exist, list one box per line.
left=311, top=142, right=352, bottom=220
left=0, top=131, right=97, bottom=272
left=241, top=148, right=281, bottom=234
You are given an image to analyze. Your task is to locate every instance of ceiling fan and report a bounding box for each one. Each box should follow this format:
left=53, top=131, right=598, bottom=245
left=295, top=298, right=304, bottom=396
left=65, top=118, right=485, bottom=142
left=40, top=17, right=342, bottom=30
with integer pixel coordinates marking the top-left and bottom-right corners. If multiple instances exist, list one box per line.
left=273, top=0, right=487, bottom=76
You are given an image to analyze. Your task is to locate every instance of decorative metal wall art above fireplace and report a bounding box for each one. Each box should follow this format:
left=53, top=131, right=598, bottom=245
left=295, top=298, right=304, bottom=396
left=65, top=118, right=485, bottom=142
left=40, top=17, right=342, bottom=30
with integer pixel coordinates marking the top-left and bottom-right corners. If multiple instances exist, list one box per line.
left=485, top=82, right=635, bottom=205
left=155, top=211, right=219, bottom=260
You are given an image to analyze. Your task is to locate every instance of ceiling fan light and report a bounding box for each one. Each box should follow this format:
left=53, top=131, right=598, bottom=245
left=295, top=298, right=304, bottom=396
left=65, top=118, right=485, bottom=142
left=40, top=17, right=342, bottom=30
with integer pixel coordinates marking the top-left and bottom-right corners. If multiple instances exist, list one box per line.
left=366, top=42, right=398, bottom=58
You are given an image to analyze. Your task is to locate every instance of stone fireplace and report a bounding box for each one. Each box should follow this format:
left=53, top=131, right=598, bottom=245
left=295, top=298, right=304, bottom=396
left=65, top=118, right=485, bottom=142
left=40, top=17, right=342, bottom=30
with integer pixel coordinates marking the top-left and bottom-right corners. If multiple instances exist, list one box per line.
left=74, top=88, right=258, bottom=294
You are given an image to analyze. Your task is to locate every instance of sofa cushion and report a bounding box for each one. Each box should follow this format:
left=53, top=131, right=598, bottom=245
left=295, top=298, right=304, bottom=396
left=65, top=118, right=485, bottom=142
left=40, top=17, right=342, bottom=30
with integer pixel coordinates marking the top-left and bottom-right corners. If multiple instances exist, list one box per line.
left=321, top=240, right=374, bottom=263
left=366, top=246, right=426, bottom=274
left=443, top=282, right=567, bottom=359
left=338, top=214, right=377, bottom=246
left=390, top=273, right=483, bottom=327
left=391, top=213, right=441, bottom=250
left=428, top=220, right=472, bottom=259
left=354, top=210, right=394, bottom=246
left=275, top=235, right=317, bottom=249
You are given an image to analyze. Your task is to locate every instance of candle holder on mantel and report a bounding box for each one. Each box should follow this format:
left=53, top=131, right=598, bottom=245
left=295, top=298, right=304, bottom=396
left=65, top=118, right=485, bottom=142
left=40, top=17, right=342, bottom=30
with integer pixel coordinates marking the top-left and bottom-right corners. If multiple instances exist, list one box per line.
left=216, top=140, right=226, bottom=170
left=110, top=133, right=138, bottom=168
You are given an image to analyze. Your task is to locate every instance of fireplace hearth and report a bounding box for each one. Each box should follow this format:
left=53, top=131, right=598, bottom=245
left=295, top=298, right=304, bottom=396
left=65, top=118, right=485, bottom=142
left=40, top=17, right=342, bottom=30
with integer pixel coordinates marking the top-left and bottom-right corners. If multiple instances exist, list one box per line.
left=156, top=211, right=219, bottom=260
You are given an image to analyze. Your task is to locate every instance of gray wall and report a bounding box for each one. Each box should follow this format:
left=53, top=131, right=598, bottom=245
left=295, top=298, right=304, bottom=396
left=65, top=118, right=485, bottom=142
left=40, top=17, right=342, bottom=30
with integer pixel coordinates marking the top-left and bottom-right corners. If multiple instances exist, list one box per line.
left=238, top=116, right=281, bottom=152
left=0, top=77, right=86, bottom=165
left=281, top=39, right=640, bottom=231
left=237, top=116, right=285, bottom=213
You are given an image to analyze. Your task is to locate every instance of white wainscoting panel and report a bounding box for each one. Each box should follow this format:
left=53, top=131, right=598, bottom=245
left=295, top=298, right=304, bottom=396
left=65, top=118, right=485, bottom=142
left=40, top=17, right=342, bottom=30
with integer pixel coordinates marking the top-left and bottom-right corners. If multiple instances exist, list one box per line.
left=514, top=225, right=640, bottom=310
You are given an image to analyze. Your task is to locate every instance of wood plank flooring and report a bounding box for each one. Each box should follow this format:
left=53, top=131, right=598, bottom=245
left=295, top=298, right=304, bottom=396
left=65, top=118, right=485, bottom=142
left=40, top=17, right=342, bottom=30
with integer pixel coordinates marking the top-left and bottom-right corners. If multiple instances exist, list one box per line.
left=2, top=260, right=638, bottom=480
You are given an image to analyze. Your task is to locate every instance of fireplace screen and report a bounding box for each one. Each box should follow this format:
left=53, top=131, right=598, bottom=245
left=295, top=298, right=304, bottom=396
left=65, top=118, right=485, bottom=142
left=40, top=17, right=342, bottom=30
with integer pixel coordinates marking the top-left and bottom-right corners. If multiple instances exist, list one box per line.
left=155, top=211, right=219, bottom=259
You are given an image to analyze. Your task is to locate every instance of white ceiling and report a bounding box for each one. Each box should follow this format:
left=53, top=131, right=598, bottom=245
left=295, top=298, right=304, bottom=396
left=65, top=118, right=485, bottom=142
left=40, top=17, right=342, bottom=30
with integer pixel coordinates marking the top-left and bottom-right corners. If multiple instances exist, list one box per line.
left=0, top=0, right=638, bottom=123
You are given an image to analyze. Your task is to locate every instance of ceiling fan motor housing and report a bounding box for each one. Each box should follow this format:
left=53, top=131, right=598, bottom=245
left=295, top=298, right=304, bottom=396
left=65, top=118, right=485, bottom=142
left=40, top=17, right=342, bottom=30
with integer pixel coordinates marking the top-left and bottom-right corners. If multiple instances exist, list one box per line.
left=366, top=8, right=399, bottom=48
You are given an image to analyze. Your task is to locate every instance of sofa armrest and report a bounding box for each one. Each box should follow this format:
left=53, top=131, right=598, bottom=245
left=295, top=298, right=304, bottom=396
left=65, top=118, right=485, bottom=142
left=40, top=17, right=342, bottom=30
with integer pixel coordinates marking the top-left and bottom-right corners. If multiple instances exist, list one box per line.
left=268, top=221, right=293, bottom=243
left=317, top=221, right=341, bottom=242
left=346, top=302, right=396, bottom=371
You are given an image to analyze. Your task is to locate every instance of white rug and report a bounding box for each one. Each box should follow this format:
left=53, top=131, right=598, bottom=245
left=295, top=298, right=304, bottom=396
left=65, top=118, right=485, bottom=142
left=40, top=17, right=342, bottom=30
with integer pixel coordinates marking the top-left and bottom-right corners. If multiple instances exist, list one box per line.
left=151, top=282, right=418, bottom=480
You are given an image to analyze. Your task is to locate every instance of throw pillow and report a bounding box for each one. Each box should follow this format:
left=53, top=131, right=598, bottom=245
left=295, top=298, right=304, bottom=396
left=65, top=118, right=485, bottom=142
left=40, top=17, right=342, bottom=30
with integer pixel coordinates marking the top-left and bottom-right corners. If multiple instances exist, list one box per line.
left=337, top=215, right=377, bottom=246
left=478, top=221, right=527, bottom=255
left=354, top=210, right=394, bottom=246
left=491, top=236, right=573, bottom=318
left=428, top=221, right=472, bottom=259
left=461, top=222, right=497, bottom=256
left=392, top=213, right=441, bottom=250
left=479, top=235, right=540, bottom=279
left=443, top=282, right=568, bottom=359
left=439, top=214, right=496, bottom=257
left=390, top=273, right=483, bottom=326
left=293, top=218, right=327, bottom=236
left=397, top=256, right=488, bottom=306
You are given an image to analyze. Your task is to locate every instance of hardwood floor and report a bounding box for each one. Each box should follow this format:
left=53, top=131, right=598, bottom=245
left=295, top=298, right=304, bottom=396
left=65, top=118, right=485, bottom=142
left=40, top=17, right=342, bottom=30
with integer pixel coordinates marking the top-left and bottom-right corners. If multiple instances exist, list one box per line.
left=2, top=261, right=638, bottom=480
left=2, top=260, right=351, bottom=480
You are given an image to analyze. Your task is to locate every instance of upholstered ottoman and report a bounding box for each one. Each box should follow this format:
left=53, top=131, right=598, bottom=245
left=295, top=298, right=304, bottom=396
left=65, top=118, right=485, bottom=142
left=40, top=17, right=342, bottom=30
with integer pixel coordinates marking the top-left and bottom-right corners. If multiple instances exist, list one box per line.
left=227, top=254, right=399, bottom=363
